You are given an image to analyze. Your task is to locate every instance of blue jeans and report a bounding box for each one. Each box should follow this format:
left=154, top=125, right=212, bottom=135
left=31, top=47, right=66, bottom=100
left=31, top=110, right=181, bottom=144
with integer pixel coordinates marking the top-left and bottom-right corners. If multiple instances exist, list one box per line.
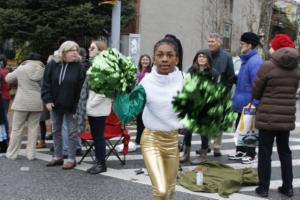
left=51, top=112, right=78, bottom=160
left=62, top=115, right=81, bottom=155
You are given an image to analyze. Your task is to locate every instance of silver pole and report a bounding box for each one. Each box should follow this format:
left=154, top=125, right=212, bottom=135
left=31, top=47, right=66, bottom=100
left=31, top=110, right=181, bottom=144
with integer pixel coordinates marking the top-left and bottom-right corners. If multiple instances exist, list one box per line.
left=111, top=0, right=121, bottom=50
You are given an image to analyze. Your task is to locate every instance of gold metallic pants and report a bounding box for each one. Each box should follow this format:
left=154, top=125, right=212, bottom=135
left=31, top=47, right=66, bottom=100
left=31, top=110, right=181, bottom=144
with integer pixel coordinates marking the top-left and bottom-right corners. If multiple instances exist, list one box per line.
left=141, top=128, right=179, bottom=200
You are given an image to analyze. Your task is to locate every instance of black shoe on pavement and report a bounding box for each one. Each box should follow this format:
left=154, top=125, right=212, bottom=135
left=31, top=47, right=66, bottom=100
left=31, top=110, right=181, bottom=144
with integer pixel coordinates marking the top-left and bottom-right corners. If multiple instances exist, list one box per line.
left=278, top=186, right=294, bottom=197
left=255, top=187, right=268, bottom=198
left=228, top=151, right=246, bottom=160
left=87, top=162, right=107, bottom=174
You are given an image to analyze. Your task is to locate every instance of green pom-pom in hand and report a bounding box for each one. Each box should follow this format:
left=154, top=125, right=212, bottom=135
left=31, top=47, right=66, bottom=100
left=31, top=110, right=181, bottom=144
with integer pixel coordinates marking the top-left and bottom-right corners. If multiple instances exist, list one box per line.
left=87, top=48, right=137, bottom=98
left=173, top=72, right=236, bottom=138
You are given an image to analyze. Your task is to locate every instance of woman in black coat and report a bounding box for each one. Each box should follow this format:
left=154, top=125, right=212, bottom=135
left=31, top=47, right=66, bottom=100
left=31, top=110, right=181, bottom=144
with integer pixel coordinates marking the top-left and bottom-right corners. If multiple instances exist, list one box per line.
left=42, top=41, right=85, bottom=170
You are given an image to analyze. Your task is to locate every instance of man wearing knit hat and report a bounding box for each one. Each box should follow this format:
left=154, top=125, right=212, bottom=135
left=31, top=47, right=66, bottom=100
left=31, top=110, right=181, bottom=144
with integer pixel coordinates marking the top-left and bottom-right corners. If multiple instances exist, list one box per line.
left=253, top=34, right=300, bottom=198
left=229, top=32, right=263, bottom=164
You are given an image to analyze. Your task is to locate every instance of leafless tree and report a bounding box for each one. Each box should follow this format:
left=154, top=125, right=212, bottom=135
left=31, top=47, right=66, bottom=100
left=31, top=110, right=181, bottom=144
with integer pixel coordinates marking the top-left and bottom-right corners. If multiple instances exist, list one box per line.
left=258, top=0, right=274, bottom=59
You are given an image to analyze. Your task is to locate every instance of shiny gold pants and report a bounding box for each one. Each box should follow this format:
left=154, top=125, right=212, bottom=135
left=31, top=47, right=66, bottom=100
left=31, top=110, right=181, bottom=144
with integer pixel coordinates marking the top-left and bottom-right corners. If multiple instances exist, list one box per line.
left=141, top=128, right=179, bottom=200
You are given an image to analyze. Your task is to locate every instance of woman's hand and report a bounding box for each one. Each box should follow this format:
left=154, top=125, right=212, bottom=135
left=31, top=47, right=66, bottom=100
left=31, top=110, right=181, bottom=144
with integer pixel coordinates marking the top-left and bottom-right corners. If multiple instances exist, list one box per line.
left=46, top=103, right=54, bottom=112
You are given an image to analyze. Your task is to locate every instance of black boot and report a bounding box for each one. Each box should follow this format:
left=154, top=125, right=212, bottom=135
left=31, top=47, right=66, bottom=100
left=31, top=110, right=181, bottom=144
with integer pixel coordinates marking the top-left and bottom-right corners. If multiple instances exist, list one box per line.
left=255, top=187, right=268, bottom=197
left=0, top=142, right=3, bottom=153
left=0, top=140, right=7, bottom=153
left=278, top=186, right=294, bottom=197
left=87, top=161, right=107, bottom=174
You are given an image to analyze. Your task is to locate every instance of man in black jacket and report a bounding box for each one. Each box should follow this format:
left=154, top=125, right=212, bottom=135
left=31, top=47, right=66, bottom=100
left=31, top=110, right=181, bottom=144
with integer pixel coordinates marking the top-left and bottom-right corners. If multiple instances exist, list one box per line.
left=207, top=33, right=235, bottom=156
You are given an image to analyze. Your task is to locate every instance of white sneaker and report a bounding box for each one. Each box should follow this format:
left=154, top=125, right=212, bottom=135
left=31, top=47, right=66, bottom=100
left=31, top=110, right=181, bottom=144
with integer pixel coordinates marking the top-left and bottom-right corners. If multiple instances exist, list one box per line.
left=116, top=141, right=137, bottom=152
left=228, top=151, right=246, bottom=160
left=241, top=156, right=256, bottom=164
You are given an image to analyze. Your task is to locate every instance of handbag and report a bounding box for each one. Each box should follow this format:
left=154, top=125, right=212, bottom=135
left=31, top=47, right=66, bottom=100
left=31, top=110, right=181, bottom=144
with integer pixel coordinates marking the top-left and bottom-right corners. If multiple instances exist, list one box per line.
left=234, top=104, right=258, bottom=147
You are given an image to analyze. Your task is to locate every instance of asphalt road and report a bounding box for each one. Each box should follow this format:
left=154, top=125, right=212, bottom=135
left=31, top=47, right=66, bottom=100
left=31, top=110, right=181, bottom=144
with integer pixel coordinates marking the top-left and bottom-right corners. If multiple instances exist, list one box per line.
left=2, top=102, right=300, bottom=200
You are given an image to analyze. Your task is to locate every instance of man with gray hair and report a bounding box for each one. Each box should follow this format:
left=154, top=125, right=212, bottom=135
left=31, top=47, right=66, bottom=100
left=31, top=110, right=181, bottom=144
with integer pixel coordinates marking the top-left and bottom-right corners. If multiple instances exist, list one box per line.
left=206, top=33, right=235, bottom=156
left=207, top=33, right=235, bottom=156
left=208, top=33, right=235, bottom=88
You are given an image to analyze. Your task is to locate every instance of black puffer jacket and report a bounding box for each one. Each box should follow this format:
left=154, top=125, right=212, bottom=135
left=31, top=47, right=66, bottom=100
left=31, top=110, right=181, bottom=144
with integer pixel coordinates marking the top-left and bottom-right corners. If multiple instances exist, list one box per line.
left=252, top=47, right=300, bottom=131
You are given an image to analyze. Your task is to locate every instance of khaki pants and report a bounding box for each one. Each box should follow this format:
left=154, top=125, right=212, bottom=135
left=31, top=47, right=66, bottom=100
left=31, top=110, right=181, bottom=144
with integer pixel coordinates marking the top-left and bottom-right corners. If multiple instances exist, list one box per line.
left=211, top=132, right=223, bottom=150
left=6, top=111, right=41, bottom=160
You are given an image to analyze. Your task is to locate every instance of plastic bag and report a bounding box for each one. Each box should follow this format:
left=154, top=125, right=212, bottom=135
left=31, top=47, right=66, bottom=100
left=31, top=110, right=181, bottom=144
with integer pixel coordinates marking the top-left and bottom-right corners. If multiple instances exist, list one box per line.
left=234, top=105, right=258, bottom=147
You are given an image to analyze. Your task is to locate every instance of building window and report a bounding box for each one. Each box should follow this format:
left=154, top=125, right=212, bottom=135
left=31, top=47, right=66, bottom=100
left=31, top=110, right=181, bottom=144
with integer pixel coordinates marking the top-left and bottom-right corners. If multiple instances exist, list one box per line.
left=223, top=23, right=232, bottom=50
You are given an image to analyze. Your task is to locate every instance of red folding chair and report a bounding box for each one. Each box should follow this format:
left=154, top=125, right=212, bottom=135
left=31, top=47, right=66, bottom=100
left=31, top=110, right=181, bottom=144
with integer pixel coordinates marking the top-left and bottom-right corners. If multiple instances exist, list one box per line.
left=79, top=132, right=96, bottom=164
left=78, top=111, right=130, bottom=165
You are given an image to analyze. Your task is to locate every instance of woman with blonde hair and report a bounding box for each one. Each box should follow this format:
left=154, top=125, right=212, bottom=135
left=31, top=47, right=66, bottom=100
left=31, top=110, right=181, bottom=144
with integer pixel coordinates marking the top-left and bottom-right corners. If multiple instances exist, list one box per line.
left=42, top=41, right=85, bottom=169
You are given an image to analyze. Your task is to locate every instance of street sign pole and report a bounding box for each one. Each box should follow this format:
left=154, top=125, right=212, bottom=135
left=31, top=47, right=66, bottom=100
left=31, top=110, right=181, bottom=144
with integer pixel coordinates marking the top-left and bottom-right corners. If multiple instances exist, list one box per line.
left=111, top=0, right=121, bottom=50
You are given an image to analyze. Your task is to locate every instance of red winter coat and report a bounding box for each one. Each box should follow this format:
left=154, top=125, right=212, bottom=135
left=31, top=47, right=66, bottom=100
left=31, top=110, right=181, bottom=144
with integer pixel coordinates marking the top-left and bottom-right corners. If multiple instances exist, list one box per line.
left=0, top=67, right=11, bottom=101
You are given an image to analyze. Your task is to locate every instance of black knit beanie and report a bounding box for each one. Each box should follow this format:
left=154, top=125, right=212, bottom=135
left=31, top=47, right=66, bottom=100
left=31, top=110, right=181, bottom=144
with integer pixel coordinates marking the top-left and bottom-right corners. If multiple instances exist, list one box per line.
left=240, top=32, right=260, bottom=48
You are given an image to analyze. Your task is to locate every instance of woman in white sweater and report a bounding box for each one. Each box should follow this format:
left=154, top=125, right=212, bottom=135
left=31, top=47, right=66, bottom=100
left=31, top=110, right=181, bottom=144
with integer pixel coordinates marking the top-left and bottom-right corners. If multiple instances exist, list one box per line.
left=114, top=38, right=184, bottom=200
left=77, top=40, right=112, bottom=174
left=6, top=53, right=45, bottom=160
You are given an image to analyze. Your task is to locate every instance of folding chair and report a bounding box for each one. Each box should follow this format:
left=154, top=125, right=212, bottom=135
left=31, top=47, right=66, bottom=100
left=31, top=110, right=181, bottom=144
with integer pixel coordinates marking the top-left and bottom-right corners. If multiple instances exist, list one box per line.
left=104, top=111, right=130, bottom=164
left=78, top=131, right=96, bottom=164
left=78, top=111, right=130, bottom=165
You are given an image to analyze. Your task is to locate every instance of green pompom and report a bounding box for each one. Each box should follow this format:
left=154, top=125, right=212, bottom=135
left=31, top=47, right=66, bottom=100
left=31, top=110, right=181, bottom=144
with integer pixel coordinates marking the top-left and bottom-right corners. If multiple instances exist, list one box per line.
left=173, top=72, right=236, bottom=138
left=87, top=48, right=137, bottom=98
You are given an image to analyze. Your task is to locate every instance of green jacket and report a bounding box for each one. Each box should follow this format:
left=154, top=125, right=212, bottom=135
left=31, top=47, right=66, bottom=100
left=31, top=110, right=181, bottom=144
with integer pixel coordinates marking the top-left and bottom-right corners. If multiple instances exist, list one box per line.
left=113, top=84, right=146, bottom=125
left=177, top=161, right=258, bottom=198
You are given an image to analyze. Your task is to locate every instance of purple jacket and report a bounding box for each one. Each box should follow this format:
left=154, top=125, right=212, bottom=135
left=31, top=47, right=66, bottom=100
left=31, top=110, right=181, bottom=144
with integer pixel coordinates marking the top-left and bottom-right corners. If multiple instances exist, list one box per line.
left=136, top=70, right=148, bottom=82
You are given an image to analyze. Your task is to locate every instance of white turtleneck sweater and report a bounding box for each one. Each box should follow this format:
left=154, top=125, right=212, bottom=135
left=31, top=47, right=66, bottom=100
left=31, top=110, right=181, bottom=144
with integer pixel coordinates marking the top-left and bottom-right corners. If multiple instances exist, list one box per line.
left=140, top=66, right=184, bottom=131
